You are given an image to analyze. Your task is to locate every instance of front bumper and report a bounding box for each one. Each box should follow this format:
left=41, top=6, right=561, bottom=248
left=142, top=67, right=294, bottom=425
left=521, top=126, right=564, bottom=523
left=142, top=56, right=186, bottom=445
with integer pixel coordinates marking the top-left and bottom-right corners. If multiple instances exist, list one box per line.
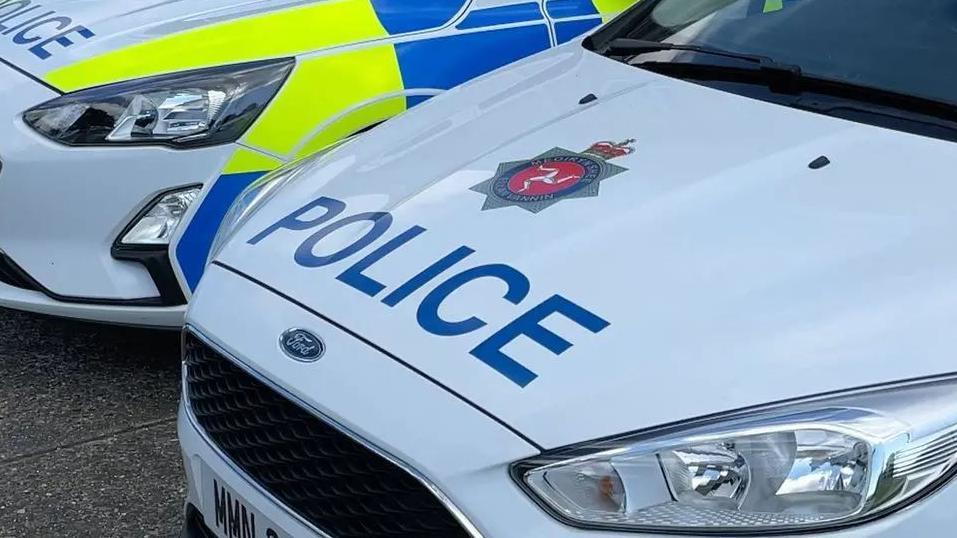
left=0, top=279, right=185, bottom=327
left=180, top=268, right=957, bottom=537
left=0, top=60, right=234, bottom=325
left=180, top=264, right=570, bottom=538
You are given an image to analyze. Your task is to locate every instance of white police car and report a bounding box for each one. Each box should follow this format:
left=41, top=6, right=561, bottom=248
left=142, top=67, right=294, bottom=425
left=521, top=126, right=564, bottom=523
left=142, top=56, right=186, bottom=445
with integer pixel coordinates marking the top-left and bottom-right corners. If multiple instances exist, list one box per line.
left=0, top=0, right=631, bottom=328
left=179, top=0, right=957, bottom=536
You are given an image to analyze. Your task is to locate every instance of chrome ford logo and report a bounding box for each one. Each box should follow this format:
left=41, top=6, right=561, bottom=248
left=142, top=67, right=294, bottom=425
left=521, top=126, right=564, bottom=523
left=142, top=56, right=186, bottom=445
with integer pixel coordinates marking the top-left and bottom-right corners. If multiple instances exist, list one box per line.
left=279, top=329, right=325, bottom=363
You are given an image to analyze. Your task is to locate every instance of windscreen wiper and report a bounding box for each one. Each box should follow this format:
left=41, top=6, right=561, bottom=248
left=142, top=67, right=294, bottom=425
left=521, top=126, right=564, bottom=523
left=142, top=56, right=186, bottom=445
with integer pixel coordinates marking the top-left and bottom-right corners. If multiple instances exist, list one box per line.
left=602, top=38, right=804, bottom=92
left=600, top=37, right=957, bottom=123
left=604, top=38, right=772, bottom=62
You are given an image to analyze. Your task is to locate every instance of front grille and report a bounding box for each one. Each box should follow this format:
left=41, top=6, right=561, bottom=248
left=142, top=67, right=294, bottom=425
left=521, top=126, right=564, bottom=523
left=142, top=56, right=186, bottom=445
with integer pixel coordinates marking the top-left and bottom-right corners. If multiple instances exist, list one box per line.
left=0, top=252, right=41, bottom=292
left=184, top=334, right=472, bottom=538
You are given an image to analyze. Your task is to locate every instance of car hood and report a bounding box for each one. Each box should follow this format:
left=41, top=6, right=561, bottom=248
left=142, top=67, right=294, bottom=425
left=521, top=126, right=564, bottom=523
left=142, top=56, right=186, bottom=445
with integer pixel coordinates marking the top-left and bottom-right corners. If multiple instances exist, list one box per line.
left=214, top=45, right=957, bottom=449
left=0, top=0, right=313, bottom=81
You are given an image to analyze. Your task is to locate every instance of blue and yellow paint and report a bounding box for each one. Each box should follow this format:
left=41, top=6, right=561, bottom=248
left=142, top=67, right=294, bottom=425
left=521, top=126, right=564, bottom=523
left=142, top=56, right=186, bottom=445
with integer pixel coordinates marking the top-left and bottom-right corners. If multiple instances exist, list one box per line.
left=749, top=0, right=803, bottom=15
left=40, top=0, right=637, bottom=291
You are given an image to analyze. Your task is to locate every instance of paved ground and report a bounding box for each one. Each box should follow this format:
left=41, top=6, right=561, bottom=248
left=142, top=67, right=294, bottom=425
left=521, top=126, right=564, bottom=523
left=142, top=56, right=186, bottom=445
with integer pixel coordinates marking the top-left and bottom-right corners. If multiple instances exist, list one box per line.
left=0, top=308, right=184, bottom=537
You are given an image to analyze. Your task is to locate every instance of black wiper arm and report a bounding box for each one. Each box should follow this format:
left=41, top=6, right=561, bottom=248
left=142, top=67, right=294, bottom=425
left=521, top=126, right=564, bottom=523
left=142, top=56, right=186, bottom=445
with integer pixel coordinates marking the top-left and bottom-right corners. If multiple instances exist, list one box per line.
left=597, top=38, right=957, bottom=141
left=598, top=37, right=804, bottom=87
left=604, top=38, right=802, bottom=72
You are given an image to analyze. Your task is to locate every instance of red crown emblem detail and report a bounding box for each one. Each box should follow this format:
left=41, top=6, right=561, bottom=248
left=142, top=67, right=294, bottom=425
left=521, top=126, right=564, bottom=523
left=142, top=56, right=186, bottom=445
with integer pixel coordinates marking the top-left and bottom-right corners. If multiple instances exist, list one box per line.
left=585, top=139, right=636, bottom=160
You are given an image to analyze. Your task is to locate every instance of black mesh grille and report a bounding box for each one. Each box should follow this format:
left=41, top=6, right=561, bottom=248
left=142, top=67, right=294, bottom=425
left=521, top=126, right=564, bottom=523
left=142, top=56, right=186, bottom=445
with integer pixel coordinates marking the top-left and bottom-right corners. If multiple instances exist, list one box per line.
left=0, top=252, right=41, bottom=292
left=184, top=334, right=471, bottom=538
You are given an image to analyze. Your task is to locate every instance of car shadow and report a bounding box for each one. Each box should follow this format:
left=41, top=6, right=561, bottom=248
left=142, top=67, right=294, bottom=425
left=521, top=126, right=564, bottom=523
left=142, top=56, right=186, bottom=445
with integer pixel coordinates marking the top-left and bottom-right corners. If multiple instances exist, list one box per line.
left=0, top=307, right=181, bottom=371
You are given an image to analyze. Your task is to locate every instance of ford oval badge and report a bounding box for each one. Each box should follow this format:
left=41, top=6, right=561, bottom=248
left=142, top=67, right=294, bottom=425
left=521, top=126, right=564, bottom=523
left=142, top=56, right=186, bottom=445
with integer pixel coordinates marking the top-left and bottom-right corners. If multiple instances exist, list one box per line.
left=279, top=329, right=326, bottom=363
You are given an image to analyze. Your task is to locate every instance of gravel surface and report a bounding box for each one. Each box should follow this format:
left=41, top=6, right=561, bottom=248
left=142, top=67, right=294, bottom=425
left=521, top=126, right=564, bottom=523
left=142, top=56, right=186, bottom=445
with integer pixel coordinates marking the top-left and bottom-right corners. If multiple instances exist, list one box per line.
left=0, top=308, right=184, bottom=537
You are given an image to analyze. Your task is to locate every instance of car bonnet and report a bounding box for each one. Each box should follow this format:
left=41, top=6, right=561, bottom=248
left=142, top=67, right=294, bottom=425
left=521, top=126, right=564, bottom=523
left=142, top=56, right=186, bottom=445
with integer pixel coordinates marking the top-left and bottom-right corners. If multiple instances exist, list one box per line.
left=212, top=46, right=957, bottom=449
left=0, top=0, right=358, bottom=92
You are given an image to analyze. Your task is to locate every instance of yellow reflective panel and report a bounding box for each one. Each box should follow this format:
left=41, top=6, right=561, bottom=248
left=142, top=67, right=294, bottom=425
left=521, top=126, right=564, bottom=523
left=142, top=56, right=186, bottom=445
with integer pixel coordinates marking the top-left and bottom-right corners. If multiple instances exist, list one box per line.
left=293, top=96, right=405, bottom=159
left=593, top=0, right=639, bottom=22
left=45, top=0, right=389, bottom=92
left=243, top=43, right=406, bottom=157
left=223, top=148, right=284, bottom=175
left=763, top=0, right=784, bottom=12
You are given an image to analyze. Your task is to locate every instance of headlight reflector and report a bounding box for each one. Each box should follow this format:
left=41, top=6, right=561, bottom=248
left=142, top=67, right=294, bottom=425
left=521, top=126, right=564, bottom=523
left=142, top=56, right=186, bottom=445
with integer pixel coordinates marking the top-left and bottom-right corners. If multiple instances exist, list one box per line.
left=121, top=186, right=201, bottom=246
left=24, top=59, right=294, bottom=147
left=516, top=377, right=957, bottom=533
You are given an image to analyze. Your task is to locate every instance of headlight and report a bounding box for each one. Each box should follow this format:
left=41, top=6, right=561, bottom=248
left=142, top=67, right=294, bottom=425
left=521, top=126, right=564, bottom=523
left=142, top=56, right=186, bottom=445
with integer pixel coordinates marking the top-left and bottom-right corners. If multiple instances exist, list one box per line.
left=24, top=58, right=294, bottom=147
left=515, top=376, right=957, bottom=534
left=121, top=186, right=202, bottom=246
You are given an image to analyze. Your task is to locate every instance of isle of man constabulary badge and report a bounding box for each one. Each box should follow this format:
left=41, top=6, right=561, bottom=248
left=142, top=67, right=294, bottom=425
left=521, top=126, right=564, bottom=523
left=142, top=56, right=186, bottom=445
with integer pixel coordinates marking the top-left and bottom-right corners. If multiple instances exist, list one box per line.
left=470, top=139, right=636, bottom=213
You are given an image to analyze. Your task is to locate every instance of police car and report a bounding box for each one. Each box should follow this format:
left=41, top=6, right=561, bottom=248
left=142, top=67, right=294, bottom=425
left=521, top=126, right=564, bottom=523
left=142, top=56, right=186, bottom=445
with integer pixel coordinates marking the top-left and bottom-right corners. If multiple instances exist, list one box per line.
left=180, top=0, right=957, bottom=536
left=0, top=0, right=632, bottom=327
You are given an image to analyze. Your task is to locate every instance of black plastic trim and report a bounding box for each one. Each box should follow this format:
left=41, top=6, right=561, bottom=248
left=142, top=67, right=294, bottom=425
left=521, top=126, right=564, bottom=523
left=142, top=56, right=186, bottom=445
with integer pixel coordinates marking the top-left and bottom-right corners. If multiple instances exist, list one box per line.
left=111, top=245, right=187, bottom=306
left=110, top=185, right=200, bottom=307
left=0, top=252, right=42, bottom=292
left=181, top=505, right=217, bottom=538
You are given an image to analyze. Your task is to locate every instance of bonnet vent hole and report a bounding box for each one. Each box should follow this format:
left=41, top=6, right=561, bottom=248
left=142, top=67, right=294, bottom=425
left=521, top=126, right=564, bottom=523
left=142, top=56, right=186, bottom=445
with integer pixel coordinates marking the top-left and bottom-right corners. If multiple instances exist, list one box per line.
left=809, top=156, right=831, bottom=170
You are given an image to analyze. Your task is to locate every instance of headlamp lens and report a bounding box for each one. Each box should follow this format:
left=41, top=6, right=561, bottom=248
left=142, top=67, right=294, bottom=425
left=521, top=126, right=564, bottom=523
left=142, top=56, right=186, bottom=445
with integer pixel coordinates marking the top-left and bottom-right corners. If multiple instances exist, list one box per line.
left=517, top=378, right=957, bottom=533
left=24, top=59, right=293, bottom=148
left=122, top=187, right=201, bottom=246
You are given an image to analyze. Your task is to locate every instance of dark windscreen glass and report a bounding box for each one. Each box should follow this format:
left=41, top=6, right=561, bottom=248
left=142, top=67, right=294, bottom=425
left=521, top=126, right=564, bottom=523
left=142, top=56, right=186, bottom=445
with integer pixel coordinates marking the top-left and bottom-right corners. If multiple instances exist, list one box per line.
left=611, top=0, right=957, bottom=105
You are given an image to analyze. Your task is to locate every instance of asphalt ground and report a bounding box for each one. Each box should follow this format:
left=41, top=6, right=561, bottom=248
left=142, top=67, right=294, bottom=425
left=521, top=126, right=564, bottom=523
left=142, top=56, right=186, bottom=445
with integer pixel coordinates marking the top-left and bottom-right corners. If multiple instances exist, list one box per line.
left=0, top=308, right=184, bottom=537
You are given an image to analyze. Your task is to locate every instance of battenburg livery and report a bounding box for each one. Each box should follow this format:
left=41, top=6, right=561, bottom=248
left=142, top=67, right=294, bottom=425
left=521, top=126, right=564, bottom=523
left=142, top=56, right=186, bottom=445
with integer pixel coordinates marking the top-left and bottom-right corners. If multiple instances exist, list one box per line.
left=180, top=0, right=957, bottom=536
left=0, top=0, right=634, bottom=327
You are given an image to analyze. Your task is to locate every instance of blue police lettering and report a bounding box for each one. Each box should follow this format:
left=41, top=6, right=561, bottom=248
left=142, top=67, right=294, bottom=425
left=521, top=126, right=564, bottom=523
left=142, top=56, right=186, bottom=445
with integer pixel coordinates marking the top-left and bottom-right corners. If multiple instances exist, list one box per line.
left=417, top=264, right=530, bottom=337
left=337, top=225, right=427, bottom=296
left=294, top=212, right=392, bottom=268
left=29, top=24, right=94, bottom=59
left=471, top=295, right=610, bottom=387
left=248, top=196, right=345, bottom=244
left=251, top=196, right=611, bottom=387
left=12, top=15, right=67, bottom=44
left=0, top=1, right=95, bottom=59
left=0, top=1, right=32, bottom=24
left=1, top=7, right=49, bottom=33
left=381, top=246, right=475, bottom=307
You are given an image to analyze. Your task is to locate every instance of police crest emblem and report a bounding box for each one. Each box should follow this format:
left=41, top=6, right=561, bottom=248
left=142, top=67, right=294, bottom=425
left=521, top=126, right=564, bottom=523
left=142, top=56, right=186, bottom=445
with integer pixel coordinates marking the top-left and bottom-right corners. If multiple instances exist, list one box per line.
left=470, top=139, right=636, bottom=213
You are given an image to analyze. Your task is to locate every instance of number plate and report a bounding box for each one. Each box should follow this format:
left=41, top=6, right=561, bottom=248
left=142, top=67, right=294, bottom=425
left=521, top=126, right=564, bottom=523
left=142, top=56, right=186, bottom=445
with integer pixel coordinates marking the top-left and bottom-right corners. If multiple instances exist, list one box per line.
left=202, top=463, right=288, bottom=538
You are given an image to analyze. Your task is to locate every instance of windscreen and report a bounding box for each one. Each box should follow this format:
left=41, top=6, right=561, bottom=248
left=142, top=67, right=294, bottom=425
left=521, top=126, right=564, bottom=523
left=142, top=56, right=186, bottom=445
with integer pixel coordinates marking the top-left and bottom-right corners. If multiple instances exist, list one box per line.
left=609, top=0, right=957, bottom=106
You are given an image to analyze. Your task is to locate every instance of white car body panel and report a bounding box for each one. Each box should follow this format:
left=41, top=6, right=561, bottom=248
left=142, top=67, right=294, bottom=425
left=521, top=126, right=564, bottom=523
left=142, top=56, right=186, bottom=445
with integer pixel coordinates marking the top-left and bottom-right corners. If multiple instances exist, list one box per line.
left=0, top=0, right=618, bottom=326
left=183, top=41, right=957, bottom=535
left=0, top=60, right=231, bottom=325
left=213, top=45, right=957, bottom=447
left=0, top=63, right=236, bottom=299
left=180, top=267, right=957, bottom=537
left=0, top=60, right=190, bottom=324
